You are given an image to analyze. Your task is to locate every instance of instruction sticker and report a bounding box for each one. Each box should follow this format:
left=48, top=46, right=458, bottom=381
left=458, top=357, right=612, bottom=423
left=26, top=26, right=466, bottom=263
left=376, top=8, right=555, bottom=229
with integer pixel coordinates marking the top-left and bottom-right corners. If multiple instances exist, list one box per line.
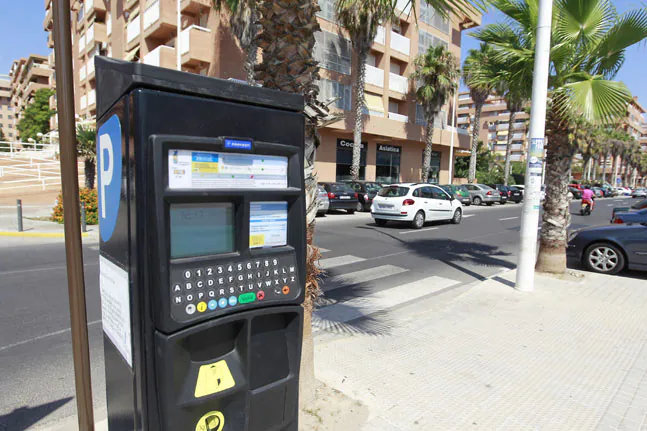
left=249, top=202, right=288, bottom=249
left=195, top=411, right=225, bottom=431
left=99, top=256, right=132, bottom=367
left=195, top=360, right=236, bottom=398
left=168, top=149, right=288, bottom=189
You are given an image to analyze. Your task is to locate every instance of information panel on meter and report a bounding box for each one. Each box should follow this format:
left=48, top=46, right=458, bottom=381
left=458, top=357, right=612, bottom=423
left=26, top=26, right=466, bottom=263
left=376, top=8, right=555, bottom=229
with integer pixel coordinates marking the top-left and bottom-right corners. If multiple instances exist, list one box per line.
left=166, top=148, right=299, bottom=323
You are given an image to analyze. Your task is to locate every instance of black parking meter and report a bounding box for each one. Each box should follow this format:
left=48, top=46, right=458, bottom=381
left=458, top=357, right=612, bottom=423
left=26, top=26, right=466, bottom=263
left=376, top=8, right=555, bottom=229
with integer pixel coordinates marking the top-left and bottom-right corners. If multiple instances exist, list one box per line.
left=95, top=57, right=305, bottom=431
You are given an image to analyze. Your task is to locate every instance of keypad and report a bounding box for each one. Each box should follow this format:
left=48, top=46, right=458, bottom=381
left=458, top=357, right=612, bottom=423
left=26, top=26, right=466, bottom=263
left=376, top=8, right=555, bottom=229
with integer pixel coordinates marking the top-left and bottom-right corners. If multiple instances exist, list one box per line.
left=170, top=253, right=299, bottom=321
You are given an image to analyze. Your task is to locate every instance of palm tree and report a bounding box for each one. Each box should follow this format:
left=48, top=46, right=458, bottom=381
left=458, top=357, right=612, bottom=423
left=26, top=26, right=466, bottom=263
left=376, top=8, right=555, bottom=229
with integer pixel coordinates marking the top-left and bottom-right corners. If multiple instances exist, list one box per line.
left=500, top=85, right=529, bottom=186
left=335, top=0, right=396, bottom=180
left=474, top=0, right=647, bottom=273
left=609, top=130, right=629, bottom=187
left=213, top=0, right=260, bottom=83
left=411, top=45, right=460, bottom=182
left=76, top=124, right=96, bottom=189
left=462, top=43, right=496, bottom=183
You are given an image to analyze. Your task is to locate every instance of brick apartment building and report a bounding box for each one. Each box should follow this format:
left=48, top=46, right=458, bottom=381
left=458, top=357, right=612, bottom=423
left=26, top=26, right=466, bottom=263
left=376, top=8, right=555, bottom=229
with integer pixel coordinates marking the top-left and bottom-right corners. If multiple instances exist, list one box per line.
left=0, top=75, right=16, bottom=141
left=8, top=55, right=53, bottom=136
left=43, top=0, right=480, bottom=184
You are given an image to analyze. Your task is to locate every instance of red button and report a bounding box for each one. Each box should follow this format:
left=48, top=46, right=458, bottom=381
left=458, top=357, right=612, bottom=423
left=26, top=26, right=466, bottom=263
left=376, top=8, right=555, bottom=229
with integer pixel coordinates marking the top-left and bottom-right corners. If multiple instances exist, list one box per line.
left=282, top=286, right=290, bottom=295
left=257, top=290, right=265, bottom=300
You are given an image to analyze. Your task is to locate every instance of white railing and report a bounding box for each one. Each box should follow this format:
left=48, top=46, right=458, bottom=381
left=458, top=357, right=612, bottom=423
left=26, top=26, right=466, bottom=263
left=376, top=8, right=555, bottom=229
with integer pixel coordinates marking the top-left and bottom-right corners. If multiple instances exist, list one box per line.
left=107, top=13, right=112, bottom=35
left=497, top=123, right=509, bottom=130
left=86, top=23, right=95, bottom=44
left=511, top=144, right=524, bottom=151
left=78, top=33, right=86, bottom=55
left=390, top=31, right=410, bottom=56
left=365, top=64, right=384, bottom=87
left=127, top=14, right=141, bottom=42
left=374, top=26, right=385, bottom=45
left=144, top=46, right=162, bottom=66
left=88, top=89, right=96, bottom=107
left=87, top=58, right=95, bottom=76
left=512, top=133, right=524, bottom=140
left=80, top=94, right=87, bottom=109
left=0, top=142, right=57, bottom=157
left=144, top=1, right=160, bottom=31
left=388, top=72, right=408, bottom=93
left=513, top=122, right=525, bottom=129
left=0, top=157, right=84, bottom=192
left=388, top=112, right=408, bottom=123
left=447, top=126, right=469, bottom=135
left=457, top=117, right=469, bottom=124
left=80, top=64, right=87, bottom=81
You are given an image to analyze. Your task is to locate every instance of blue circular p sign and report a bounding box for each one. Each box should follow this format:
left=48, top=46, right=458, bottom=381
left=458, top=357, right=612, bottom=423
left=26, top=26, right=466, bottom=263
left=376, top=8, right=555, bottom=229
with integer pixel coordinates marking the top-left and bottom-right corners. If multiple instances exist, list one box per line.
left=97, top=115, right=122, bottom=242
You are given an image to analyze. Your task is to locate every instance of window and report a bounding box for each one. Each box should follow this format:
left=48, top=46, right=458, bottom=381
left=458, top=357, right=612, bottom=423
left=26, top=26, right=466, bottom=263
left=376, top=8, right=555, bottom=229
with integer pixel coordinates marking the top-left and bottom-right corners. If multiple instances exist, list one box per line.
left=420, top=187, right=434, bottom=198
left=379, top=186, right=409, bottom=197
left=336, top=139, right=367, bottom=181
left=418, top=30, right=448, bottom=55
left=431, top=187, right=449, bottom=200
left=314, top=31, right=351, bottom=75
left=317, top=0, right=337, bottom=22
left=376, top=144, right=401, bottom=184
left=317, top=79, right=351, bottom=111
left=465, top=184, right=478, bottom=191
left=422, top=151, right=442, bottom=184
left=416, top=105, right=445, bottom=128
left=420, top=3, right=449, bottom=33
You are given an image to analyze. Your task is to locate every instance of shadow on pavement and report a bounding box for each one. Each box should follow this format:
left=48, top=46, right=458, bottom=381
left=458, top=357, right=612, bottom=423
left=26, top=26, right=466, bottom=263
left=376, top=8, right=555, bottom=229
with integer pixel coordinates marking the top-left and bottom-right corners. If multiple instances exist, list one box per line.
left=567, top=258, right=647, bottom=281
left=0, top=397, right=73, bottom=431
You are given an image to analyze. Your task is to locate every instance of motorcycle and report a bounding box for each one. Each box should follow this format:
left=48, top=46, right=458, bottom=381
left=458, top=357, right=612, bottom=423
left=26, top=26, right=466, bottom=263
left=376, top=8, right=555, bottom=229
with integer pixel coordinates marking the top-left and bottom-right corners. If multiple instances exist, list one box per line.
left=580, top=199, right=593, bottom=216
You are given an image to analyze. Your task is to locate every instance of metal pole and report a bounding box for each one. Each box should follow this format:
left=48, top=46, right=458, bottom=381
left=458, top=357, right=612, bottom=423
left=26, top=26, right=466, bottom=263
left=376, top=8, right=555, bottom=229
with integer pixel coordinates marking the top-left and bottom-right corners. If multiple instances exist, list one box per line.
left=448, top=90, right=458, bottom=183
left=176, top=0, right=182, bottom=71
left=81, top=202, right=87, bottom=233
left=52, top=1, right=95, bottom=430
left=515, top=0, right=553, bottom=292
left=17, top=199, right=23, bottom=232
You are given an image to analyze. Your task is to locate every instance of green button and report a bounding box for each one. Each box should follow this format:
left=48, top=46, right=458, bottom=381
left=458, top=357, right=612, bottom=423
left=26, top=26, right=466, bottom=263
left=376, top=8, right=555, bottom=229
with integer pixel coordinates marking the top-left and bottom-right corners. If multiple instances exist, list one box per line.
left=239, top=292, right=256, bottom=304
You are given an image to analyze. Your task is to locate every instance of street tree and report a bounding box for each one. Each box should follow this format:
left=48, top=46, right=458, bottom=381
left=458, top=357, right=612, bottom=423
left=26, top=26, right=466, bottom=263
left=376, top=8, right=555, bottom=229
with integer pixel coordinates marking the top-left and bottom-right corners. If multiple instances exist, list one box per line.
left=17, top=88, right=56, bottom=142
left=0, top=129, right=5, bottom=142
left=500, top=82, right=529, bottom=186
left=474, top=0, right=647, bottom=273
left=76, top=124, right=97, bottom=189
left=411, top=44, right=459, bottom=182
left=462, top=43, right=496, bottom=183
left=609, top=130, right=630, bottom=186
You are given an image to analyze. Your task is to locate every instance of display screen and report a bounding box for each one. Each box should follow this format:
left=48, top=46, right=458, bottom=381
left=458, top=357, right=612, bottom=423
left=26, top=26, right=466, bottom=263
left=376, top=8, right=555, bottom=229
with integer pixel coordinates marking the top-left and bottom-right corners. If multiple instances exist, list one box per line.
left=249, top=202, right=288, bottom=249
left=170, top=203, right=235, bottom=258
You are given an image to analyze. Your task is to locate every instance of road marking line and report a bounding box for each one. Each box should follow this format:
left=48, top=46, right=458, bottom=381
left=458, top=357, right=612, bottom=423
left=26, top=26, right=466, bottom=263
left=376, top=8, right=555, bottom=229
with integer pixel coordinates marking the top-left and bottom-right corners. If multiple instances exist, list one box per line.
left=462, top=214, right=475, bottom=218
left=399, top=227, right=438, bottom=234
left=607, top=204, right=613, bottom=206
left=0, top=262, right=99, bottom=276
left=325, top=264, right=407, bottom=287
left=319, top=255, right=366, bottom=270
left=0, top=320, right=102, bottom=352
left=317, top=247, right=330, bottom=253
left=314, top=275, right=460, bottom=329
left=499, top=216, right=519, bottom=221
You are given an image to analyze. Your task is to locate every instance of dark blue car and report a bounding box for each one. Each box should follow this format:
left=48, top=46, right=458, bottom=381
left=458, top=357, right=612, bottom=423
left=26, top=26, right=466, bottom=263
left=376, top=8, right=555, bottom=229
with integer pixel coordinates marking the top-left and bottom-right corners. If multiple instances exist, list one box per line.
left=611, top=208, right=647, bottom=225
left=567, top=224, right=647, bottom=274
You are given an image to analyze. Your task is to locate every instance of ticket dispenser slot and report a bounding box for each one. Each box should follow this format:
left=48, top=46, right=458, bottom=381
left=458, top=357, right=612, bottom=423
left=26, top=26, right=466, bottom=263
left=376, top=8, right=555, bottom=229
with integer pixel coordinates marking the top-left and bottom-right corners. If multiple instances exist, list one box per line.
left=95, top=57, right=305, bottom=431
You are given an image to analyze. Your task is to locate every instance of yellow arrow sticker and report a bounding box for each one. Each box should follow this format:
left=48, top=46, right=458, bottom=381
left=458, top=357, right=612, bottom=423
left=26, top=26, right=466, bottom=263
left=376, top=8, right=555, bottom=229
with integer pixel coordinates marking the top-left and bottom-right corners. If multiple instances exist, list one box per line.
left=194, top=360, right=236, bottom=398
left=195, top=410, right=225, bottom=431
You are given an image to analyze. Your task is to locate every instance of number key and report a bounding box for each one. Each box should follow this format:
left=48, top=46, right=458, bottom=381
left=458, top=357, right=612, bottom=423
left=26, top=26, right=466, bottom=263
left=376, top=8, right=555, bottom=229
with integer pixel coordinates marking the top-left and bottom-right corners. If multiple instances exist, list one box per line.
left=272, top=258, right=279, bottom=266
left=183, top=270, right=192, bottom=280
left=237, top=263, right=244, bottom=272
left=195, top=268, right=203, bottom=278
left=206, top=267, right=214, bottom=276
left=245, top=261, right=253, bottom=270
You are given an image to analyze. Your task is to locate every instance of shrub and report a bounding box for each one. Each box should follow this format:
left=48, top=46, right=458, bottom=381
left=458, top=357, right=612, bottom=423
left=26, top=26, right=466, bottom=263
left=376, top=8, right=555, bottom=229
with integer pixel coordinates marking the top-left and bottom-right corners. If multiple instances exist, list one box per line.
left=51, top=188, right=98, bottom=225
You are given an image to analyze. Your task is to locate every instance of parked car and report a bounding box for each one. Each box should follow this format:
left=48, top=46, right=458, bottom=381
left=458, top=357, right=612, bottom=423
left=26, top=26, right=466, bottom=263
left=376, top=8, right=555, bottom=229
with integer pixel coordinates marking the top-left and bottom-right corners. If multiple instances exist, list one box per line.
left=615, top=187, right=632, bottom=196
left=632, top=188, right=647, bottom=199
left=319, top=182, right=359, bottom=214
left=345, top=181, right=382, bottom=212
left=463, top=184, right=500, bottom=206
left=487, top=184, right=511, bottom=204
left=611, top=199, right=647, bottom=220
left=371, top=183, right=463, bottom=229
left=569, top=183, right=583, bottom=191
left=316, top=185, right=330, bottom=216
left=507, top=186, right=523, bottom=203
left=569, top=187, right=583, bottom=200
left=592, top=187, right=605, bottom=198
left=512, top=185, right=525, bottom=196
left=568, top=224, right=647, bottom=274
left=611, top=208, right=647, bottom=225
left=440, top=184, right=472, bottom=206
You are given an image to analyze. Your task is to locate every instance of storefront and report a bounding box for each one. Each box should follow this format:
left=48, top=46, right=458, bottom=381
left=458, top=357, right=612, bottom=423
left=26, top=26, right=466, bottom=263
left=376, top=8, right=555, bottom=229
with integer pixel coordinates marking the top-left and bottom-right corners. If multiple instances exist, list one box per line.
left=375, top=144, right=401, bottom=184
left=422, top=150, right=442, bottom=184
left=336, top=138, right=367, bottom=181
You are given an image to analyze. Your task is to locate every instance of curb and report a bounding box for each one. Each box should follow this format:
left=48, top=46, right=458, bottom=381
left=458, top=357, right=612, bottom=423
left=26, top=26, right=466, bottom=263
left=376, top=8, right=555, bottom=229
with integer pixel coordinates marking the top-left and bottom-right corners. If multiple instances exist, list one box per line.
left=0, top=231, right=90, bottom=238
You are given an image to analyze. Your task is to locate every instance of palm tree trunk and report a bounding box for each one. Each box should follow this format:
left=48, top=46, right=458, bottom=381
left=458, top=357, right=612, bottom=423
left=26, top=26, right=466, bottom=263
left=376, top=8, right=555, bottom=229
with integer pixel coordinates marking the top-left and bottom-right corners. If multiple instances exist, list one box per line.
left=612, top=154, right=619, bottom=186
left=468, top=103, right=483, bottom=183
left=602, top=153, right=608, bottom=182
left=351, top=50, right=367, bottom=181
left=536, top=131, right=574, bottom=274
left=503, top=111, right=516, bottom=186
left=84, top=159, right=95, bottom=190
left=422, top=119, right=434, bottom=183
left=582, top=156, right=590, bottom=183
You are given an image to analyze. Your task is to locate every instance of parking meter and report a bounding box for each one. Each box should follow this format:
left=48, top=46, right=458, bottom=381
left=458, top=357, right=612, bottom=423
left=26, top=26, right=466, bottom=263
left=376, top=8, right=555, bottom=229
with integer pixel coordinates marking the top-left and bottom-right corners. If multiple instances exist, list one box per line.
left=95, top=57, right=305, bottom=431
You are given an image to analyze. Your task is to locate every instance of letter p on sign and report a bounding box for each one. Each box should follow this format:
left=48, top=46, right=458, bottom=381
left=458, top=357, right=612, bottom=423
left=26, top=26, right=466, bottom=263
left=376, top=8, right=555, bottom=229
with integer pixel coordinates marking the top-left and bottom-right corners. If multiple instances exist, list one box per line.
left=97, top=115, right=122, bottom=242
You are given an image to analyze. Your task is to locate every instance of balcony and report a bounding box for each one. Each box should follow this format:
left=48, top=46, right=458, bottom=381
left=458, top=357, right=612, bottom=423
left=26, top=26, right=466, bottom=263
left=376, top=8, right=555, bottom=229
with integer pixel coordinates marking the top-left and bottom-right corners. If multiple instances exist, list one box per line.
left=80, top=64, right=87, bottom=82
left=127, top=14, right=141, bottom=45
left=48, top=31, right=54, bottom=49
left=88, top=89, right=96, bottom=108
left=374, top=25, right=385, bottom=45
left=511, top=144, right=524, bottom=151
left=511, top=133, right=524, bottom=140
left=143, top=0, right=177, bottom=41
left=388, top=112, right=409, bottom=123
left=388, top=72, right=408, bottom=94
left=87, top=59, right=95, bottom=81
left=181, top=0, right=211, bottom=14
left=497, top=123, right=509, bottom=131
left=43, top=6, right=53, bottom=31
left=80, top=94, right=87, bottom=110
left=395, top=0, right=412, bottom=16
left=84, top=0, right=107, bottom=19
left=143, top=45, right=176, bottom=68
left=457, top=117, right=469, bottom=124
left=125, top=0, right=139, bottom=9
left=180, top=25, right=213, bottom=67
left=365, top=64, right=384, bottom=88
left=85, top=22, right=107, bottom=52
left=78, top=33, right=86, bottom=57
left=512, top=122, right=525, bottom=129
left=390, top=31, right=410, bottom=56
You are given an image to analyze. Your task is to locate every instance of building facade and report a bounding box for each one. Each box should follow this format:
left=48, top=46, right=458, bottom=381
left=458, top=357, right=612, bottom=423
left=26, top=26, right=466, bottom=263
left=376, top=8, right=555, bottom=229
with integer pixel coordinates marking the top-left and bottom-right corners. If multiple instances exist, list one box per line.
left=457, top=91, right=529, bottom=163
left=8, top=55, right=53, bottom=135
left=43, top=0, right=480, bottom=184
left=0, top=75, right=16, bottom=140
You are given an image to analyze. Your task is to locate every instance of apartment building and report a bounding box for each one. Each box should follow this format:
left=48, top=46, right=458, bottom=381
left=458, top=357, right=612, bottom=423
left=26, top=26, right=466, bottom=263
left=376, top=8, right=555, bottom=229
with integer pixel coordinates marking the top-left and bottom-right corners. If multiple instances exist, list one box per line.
left=0, top=75, right=16, bottom=140
left=457, top=92, right=529, bottom=163
left=43, top=0, right=480, bottom=184
left=8, top=55, right=53, bottom=129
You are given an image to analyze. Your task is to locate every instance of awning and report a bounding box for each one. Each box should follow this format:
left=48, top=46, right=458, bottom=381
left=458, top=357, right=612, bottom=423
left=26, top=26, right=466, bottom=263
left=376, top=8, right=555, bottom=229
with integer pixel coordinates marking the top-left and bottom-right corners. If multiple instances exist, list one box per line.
left=497, top=130, right=509, bottom=136
left=124, top=46, right=140, bottom=62
left=364, top=94, right=384, bottom=113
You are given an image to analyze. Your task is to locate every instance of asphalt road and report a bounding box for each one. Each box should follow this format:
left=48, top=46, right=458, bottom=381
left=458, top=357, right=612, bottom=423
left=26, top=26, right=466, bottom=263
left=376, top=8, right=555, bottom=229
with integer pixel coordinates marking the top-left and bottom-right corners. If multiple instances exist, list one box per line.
left=0, top=196, right=637, bottom=430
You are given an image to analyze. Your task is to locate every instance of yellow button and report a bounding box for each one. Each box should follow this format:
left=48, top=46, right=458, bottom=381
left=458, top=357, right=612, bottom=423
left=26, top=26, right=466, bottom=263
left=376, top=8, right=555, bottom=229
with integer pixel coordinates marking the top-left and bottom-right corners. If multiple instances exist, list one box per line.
left=197, top=302, right=207, bottom=313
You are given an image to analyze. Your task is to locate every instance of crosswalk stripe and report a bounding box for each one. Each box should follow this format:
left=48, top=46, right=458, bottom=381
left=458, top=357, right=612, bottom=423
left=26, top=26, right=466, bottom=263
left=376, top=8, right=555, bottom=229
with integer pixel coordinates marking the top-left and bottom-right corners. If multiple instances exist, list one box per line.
left=314, top=275, right=460, bottom=330
left=319, top=255, right=365, bottom=270
left=317, top=247, right=330, bottom=253
left=324, top=264, right=407, bottom=289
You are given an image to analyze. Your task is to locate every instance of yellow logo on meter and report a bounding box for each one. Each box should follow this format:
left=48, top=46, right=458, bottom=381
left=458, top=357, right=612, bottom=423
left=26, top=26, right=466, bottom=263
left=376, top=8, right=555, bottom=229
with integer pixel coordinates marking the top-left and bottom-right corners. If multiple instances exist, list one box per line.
left=195, top=410, right=224, bottom=431
left=194, top=360, right=236, bottom=398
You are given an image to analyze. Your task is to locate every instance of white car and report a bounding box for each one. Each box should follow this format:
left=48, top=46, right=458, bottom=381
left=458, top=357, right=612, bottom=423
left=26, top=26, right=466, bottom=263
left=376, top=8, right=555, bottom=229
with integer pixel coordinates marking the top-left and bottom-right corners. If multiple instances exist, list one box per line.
left=371, top=183, right=463, bottom=229
left=615, top=187, right=632, bottom=196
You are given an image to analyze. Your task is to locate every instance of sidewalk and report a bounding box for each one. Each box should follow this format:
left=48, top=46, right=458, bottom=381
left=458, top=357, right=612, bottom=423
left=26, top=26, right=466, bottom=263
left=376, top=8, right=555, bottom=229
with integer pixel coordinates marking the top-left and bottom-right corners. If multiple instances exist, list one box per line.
left=314, top=269, right=647, bottom=430
left=0, top=203, right=98, bottom=240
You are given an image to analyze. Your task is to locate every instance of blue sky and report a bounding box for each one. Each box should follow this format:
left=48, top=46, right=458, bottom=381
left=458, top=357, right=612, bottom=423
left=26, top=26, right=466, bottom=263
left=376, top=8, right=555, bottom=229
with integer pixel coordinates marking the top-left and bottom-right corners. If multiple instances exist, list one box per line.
left=1, top=0, right=645, bottom=106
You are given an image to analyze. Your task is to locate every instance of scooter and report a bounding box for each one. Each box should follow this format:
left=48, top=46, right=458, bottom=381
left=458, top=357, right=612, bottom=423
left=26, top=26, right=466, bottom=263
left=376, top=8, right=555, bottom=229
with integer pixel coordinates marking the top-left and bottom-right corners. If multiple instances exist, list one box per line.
left=580, top=199, right=593, bottom=216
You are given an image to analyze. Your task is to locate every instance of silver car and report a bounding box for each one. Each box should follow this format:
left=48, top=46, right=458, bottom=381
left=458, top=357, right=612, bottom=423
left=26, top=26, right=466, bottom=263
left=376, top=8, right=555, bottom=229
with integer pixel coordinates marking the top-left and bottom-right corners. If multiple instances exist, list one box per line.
left=317, top=185, right=330, bottom=215
left=463, top=184, right=500, bottom=206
